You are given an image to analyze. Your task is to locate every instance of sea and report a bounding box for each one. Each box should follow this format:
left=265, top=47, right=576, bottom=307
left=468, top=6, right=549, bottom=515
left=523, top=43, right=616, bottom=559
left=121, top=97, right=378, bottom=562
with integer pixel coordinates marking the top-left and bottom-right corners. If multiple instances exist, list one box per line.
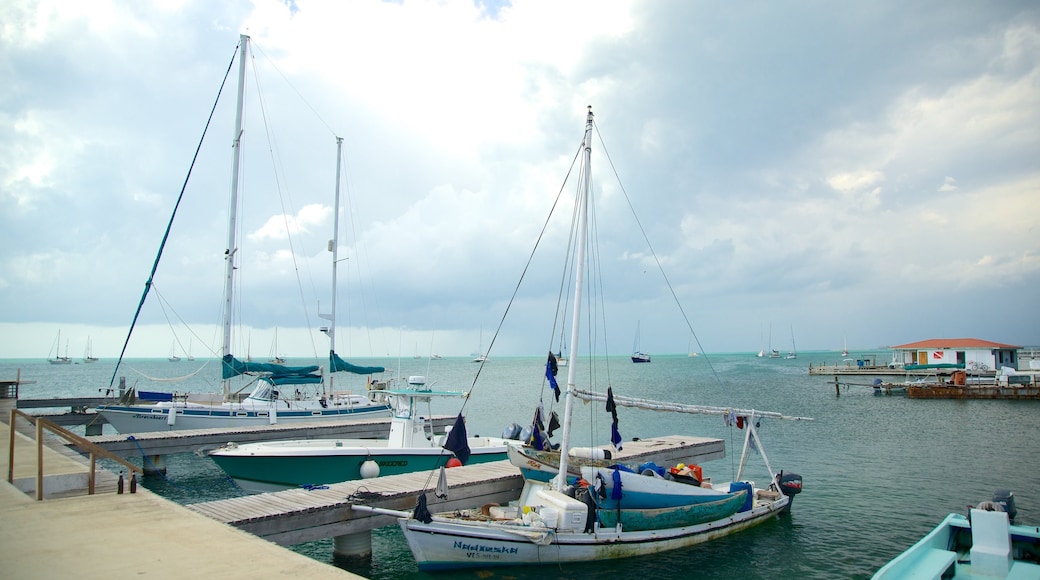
left=4, top=352, right=1039, bottom=580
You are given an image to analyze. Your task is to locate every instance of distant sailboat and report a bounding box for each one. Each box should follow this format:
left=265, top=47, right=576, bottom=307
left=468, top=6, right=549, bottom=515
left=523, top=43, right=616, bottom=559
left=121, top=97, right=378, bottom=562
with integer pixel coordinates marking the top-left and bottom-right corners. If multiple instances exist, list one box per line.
left=268, top=328, right=285, bottom=364
left=48, top=330, right=72, bottom=365
left=168, top=341, right=182, bottom=362
left=768, top=323, right=781, bottom=358
left=472, top=326, right=486, bottom=362
left=757, top=325, right=765, bottom=357
left=841, top=335, right=848, bottom=357
left=631, top=320, right=651, bottom=363
left=786, top=326, right=797, bottom=359
left=83, top=336, right=99, bottom=363
left=186, top=338, right=195, bottom=361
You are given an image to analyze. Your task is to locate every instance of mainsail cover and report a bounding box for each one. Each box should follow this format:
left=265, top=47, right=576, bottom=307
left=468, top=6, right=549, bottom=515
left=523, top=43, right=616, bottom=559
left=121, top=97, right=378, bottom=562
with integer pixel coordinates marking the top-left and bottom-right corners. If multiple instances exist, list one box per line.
left=222, top=354, right=321, bottom=383
left=330, top=351, right=385, bottom=375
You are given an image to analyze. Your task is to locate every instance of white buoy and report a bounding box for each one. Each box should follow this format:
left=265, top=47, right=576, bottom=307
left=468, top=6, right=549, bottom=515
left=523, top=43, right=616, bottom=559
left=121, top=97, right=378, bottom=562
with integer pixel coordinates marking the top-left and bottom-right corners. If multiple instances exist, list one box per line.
left=360, top=459, right=380, bottom=479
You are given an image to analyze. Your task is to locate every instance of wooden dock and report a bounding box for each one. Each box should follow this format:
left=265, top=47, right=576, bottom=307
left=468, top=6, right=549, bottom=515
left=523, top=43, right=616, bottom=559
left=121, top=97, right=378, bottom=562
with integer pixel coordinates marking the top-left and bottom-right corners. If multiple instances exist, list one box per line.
left=188, top=435, right=725, bottom=548
left=81, top=415, right=454, bottom=459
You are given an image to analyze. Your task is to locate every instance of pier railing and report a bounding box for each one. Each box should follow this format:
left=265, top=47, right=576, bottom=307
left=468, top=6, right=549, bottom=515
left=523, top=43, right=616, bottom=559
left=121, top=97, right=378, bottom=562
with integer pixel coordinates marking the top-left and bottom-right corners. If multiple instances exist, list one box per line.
left=7, top=409, right=142, bottom=500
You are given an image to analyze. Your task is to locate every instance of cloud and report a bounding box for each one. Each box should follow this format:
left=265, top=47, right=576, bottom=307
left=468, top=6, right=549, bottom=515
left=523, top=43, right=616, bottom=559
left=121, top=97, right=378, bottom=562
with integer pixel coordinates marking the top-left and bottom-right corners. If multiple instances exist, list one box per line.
left=0, top=0, right=1038, bottom=359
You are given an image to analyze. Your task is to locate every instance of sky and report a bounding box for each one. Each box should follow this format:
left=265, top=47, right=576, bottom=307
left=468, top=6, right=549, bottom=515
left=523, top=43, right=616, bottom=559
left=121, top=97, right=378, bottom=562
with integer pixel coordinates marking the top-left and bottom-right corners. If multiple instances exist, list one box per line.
left=2, top=0, right=1038, bottom=361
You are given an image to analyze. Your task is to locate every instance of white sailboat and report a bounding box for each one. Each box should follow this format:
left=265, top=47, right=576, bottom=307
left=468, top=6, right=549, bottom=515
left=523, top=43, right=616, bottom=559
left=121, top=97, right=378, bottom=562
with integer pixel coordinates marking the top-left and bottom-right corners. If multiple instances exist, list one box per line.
left=841, top=335, right=848, bottom=357
left=786, top=325, right=797, bottom=359
left=83, top=336, right=99, bottom=363
left=268, top=328, right=285, bottom=364
left=47, top=330, right=72, bottom=365
left=168, top=341, right=182, bottom=362
left=97, top=36, right=390, bottom=433
left=366, top=107, right=808, bottom=570
left=471, top=327, right=486, bottom=362
left=768, top=322, right=781, bottom=358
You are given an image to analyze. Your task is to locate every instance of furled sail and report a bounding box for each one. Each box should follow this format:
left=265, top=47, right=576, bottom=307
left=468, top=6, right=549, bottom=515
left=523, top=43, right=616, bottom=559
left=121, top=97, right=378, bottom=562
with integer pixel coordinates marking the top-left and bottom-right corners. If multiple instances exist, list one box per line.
left=330, top=351, right=385, bottom=375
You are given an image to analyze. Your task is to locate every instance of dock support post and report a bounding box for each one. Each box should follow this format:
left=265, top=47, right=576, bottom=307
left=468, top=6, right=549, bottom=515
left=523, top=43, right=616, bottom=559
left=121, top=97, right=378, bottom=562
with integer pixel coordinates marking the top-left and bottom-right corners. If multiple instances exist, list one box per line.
left=143, top=454, right=167, bottom=477
left=834, top=376, right=840, bottom=397
left=332, top=531, right=373, bottom=561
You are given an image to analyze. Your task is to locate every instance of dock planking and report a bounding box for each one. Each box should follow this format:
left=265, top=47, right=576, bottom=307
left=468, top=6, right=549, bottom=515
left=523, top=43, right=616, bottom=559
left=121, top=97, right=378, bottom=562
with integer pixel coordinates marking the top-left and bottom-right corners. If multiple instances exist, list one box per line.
left=187, top=435, right=725, bottom=547
left=80, top=415, right=454, bottom=458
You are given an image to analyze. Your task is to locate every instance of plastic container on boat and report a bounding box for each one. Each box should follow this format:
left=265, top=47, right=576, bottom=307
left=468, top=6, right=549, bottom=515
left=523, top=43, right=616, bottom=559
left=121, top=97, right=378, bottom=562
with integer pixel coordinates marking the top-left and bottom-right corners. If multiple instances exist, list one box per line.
left=729, top=481, right=754, bottom=512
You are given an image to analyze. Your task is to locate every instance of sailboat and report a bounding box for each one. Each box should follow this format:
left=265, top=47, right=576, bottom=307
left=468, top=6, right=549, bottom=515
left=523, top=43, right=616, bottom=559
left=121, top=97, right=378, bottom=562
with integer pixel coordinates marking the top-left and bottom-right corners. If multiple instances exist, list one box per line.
left=768, top=322, right=781, bottom=358
left=47, top=330, right=72, bottom=365
left=268, top=328, right=286, bottom=364
left=471, top=327, right=486, bottom=363
left=375, top=107, right=808, bottom=570
left=96, top=36, right=390, bottom=433
left=631, top=321, right=651, bottom=363
left=168, top=341, right=182, bottom=362
left=785, top=325, right=797, bottom=359
left=83, top=337, right=99, bottom=363
left=841, top=335, right=848, bottom=357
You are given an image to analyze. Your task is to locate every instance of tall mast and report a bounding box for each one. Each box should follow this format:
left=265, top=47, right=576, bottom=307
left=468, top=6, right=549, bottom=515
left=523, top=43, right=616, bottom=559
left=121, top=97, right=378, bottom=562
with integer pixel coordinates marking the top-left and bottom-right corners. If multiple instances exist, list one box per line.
left=555, top=106, right=594, bottom=491
left=222, top=34, right=249, bottom=399
left=320, top=137, right=345, bottom=367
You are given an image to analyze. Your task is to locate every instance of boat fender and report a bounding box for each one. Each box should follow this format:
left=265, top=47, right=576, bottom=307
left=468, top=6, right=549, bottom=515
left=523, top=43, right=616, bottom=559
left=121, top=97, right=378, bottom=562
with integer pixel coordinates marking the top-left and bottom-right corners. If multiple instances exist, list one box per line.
left=360, top=459, right=380, bottom=479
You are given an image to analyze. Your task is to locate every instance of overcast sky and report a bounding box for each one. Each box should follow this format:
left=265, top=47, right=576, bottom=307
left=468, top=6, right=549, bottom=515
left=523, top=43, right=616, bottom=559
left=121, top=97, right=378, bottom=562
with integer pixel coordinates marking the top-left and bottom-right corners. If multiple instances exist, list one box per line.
left=2, top=0, right=1038, bottom=361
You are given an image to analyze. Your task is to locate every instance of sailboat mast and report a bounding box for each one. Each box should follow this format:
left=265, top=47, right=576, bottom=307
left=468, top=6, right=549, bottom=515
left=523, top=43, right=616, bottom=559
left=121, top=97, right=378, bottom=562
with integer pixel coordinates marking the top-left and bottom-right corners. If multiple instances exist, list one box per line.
left=222, top=34, right=249, bottom=399
left=329, top=136, right=344, bottom=354
left=555, top=106, right=594, bottom=491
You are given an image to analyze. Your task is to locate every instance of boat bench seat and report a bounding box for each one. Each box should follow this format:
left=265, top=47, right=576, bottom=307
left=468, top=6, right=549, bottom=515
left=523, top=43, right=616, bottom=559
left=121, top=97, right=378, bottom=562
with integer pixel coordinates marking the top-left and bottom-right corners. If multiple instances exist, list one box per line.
left=1007, top=560, right=1040, bottom=579
left=903, top=548, right=956, bottom=580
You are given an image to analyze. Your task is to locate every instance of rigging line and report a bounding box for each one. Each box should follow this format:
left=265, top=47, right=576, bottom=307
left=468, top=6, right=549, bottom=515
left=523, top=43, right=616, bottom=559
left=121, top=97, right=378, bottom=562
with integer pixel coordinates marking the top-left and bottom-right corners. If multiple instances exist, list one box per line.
left=469, top=139, right=587, bottom=405
left=250, top=41, right=338, bottom=140
left=592, top=120, right=724, bottom=388
left=153, top=284, right=220, bottom=360
left=108, top=39, right=241, bottom=388
left=249, top=47, right=321, bottom=360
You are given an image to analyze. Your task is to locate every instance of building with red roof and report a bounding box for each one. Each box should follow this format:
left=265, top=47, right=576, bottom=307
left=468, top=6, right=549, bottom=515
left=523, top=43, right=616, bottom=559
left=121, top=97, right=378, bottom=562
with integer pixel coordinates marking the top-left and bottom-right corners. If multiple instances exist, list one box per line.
left=889, top=338, right=1020, bottom=371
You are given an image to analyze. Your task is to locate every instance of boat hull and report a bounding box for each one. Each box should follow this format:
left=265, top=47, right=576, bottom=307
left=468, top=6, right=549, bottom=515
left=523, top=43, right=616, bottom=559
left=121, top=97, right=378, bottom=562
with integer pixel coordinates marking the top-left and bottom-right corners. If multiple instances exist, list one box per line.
left=594, top=489, right=747, bottom=531
left=507, top=444, right=617, bottom=482
left=210, top=438, right=509, bottom=493
left=872, top=511, right=1040, bottom=579
left=96, top=402, right=390, bottom=433
left=399, top=493, right=789, bottom=571
left=582, top=466, right=735, bottom=509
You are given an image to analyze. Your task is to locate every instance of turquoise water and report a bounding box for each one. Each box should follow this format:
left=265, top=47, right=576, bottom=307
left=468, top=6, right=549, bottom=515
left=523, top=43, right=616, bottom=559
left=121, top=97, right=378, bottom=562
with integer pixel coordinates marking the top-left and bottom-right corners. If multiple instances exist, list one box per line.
left=4, top=353, right=1039, bottom=579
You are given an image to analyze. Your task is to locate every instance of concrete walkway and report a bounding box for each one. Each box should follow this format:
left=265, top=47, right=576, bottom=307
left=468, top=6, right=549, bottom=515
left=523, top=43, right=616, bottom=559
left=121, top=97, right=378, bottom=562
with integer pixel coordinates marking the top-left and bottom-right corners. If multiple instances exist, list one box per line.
left=0, top=419, right=363, bottom=579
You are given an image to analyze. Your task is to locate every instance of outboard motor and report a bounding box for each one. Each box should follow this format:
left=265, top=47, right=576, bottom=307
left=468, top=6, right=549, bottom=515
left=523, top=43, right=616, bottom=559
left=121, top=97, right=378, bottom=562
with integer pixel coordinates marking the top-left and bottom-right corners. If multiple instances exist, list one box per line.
left=992, top=489, right=1017, bottom=524
left=501, top=422, right=522, bottom=440
left=779, top=472, right=803, bottom=497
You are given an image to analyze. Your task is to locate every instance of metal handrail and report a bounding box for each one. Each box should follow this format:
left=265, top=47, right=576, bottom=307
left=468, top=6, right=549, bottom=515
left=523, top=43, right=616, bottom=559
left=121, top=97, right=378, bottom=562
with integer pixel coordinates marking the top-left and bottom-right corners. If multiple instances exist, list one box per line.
left=7, top=408, right=142, bottom=500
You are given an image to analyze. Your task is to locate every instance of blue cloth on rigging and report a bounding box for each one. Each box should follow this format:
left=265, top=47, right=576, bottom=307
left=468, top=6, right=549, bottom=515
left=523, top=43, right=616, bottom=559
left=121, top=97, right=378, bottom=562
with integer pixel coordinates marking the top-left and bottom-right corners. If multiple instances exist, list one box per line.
left=442, top=413, right=471, bottom=464
left=611, top=467, right=623, bottom=500
left=545, top=356, right=560, bottom=401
